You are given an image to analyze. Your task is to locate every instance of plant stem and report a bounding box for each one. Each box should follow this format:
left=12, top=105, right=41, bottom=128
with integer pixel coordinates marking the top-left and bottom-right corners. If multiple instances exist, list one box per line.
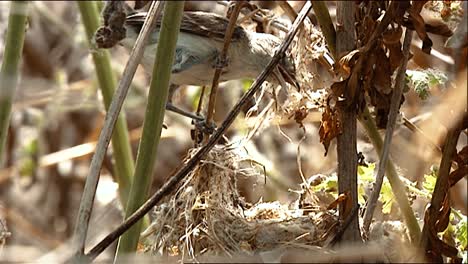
left=312, top=1, right=336, bottom=57
left=71, top=1, right=163, bottom=260
left=313, top=0, right=420, bottom=243
left=420, top=118, right=463, bottom=251
left=362, top=29, right=414, bottom=237
left=359, top=108, right=422, bottom=243
left=77, top=0, right=135, bottom=210
left=205, top=1, right=243, bottom=135
left=0, top=1, right=29, bottom=164
left=335, top=1, right=361, bottom=242
left=115, top=1, right=185, bottom=255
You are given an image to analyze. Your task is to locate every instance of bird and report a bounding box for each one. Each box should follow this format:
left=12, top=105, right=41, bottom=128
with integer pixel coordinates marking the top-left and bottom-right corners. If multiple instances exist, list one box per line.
left=119, top=11, right=298, bottom=120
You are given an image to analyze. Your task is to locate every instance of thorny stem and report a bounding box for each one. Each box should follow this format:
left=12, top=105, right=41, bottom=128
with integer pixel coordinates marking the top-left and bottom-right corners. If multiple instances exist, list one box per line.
left=205, top=1, right=244, bottom=137
left=362, top=29, right=415, bottom=236
left=83, top=3, right=313, bottom=260
left=71, top=1, right=163, bottom=260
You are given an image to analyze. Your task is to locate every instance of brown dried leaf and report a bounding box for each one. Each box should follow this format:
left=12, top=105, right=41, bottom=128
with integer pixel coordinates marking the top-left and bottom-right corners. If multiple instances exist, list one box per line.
left=331, top=80, right=347, bottom=98
left=336, top=49, right=361, bottom=78
left=326, top=193, right=348, bottom=210
left=372, top=47, right=392, bottom=94
left=386, top=41, right=403, bottom=72
left=449, top=165, right=468, bottom=187
left=408, top=3, right=433, bottom=53
left=454, top=146, right=468, bottom=166
left=319, top=104, right=341, bottom=156
left=383, top=25, right=403, bottom=45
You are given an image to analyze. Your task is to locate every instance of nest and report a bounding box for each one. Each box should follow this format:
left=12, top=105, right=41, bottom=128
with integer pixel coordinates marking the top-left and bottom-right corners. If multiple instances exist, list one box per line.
left=143, top=145, right=337, bottom=260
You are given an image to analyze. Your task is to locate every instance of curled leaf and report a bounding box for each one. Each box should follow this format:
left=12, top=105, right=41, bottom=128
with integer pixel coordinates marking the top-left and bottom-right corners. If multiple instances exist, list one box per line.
left=319, top=103, right=341, bottom=156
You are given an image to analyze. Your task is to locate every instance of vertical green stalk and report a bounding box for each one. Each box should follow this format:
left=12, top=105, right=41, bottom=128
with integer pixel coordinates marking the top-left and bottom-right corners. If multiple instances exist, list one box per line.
left=77, top=1, right=134, bottom=204
left=0, top=1, right=29, bottom=164
left=116, top=1, right=185, bottom=255
left=312, top=1, right=336, bottom=57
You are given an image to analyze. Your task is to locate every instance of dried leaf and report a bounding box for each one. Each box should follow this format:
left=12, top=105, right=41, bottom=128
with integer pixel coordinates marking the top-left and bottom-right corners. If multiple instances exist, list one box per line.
left=327, top=193, right=349, bottom=210
left=336, top=49, right=361, bottom=78
left=372, top=47, right=392, bottom=94
left=449, top=165, right=468, bottom=187
left=319, top=104, right=341, bottom=156
left=408, top=3, right=433, bottom=53
left=383, top=25, right=403, bottom=45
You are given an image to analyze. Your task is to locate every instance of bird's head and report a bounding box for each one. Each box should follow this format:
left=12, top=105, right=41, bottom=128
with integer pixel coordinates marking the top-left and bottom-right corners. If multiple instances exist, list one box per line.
left=249, top=32, right=299, bottom=90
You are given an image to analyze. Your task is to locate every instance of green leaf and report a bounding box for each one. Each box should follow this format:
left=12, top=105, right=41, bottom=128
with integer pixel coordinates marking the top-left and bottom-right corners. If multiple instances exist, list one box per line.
left=358, top=163, right=376, bottom=182
left=380, top=181, right=394, bottom=214
left=405, top=69, right=448, bottom=100
left=455, top=215, right=467, bottom=251
left=242, top=79, right=253, bottom=92
left=423, top=171, right=437, bottom=194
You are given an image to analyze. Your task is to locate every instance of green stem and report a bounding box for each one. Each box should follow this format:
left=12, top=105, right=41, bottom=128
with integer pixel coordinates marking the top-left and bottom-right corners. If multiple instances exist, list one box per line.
left=0, top=1, right=29, bottom=164
left=77, top=1, right=134, bottom=204
left=312, top=1, right=336, bottom=57
left=116, top=1, right=185, bottom=255
left=359, top=108, right=421, bottom=242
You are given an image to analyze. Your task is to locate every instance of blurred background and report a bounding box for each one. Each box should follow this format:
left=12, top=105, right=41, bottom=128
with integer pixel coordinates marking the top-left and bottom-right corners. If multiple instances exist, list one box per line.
left=0, top=1, right=466, bottom=261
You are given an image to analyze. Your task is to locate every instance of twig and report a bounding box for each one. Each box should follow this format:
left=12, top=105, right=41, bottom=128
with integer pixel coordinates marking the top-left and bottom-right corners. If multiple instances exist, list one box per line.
left=84, top=3, right=313, bottom=260
left=402, top=116, right=442, bottom=153
left=77, top=0, right=135, bottom=216
left=205, top=1, right=244, bottom=134
left=217, top=0, right=290, bottom=32
left=278, top=1, right=297, bottom=21
left=420, top=117, right=463, bottom=251
left=71, top=1, right=163, bottom=259
left=362, top=29, right=414, bottom=235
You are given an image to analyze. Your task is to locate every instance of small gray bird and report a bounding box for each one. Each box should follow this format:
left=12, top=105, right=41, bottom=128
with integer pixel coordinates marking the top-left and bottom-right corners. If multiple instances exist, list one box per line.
left=120, top=11, right=298, bottom=119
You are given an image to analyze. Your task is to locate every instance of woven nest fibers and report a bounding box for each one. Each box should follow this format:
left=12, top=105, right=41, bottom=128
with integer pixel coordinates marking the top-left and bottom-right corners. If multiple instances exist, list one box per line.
left=141, top=145, right=337, bottom=260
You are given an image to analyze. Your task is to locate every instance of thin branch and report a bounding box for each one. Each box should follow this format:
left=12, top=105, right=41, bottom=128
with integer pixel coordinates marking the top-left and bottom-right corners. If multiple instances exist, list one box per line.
left=278, top=1, right=297, bottom=21
left=77, top=0, right=135, bottom=215
left=205, top=1, right=244, bottom=132
left=83, top=3, right=313, bottom=261
left=71, top=1, right=163, bottom=258
left=217, top=0, right=290, bottom=32
left=420, top=117, right=463, bottom=250
left=402, top=116, right=442, bottom=153
left=362, top=29, right=415, bottom=237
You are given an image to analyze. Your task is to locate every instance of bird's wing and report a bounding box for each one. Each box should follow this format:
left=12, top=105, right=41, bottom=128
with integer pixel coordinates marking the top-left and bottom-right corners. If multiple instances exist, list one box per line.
left=172, top=46, right=217, bottom=74
left=125, top=11, right=246, bottom=42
